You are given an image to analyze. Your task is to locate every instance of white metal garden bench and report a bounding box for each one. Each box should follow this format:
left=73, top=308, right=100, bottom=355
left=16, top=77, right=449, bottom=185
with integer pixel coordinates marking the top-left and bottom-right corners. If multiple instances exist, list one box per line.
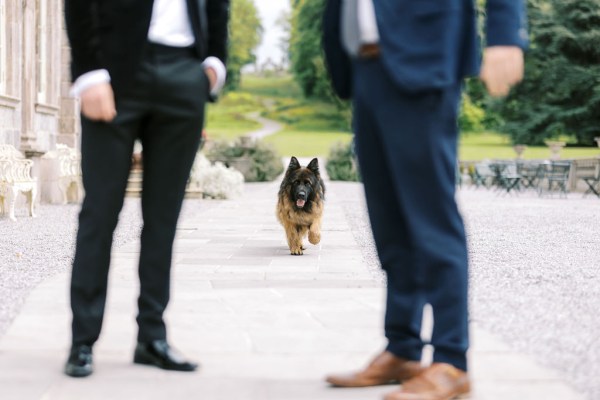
left=55, top=144, right=83, bottom=203
left=0, top=144, right=37, bottom=221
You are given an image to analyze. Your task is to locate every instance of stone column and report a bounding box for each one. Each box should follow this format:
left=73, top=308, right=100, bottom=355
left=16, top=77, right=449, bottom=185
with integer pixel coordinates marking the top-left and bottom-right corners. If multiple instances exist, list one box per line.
left=58, top=18, right=81, bottom=149
left=19, top=0, right=39, bottom=154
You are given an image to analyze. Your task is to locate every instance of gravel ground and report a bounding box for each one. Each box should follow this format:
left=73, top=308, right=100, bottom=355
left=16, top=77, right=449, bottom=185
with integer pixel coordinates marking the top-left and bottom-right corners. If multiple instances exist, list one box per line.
left=0, top=197, right=221, bottom=338
left=462, top=189, right=600, bottom=400
left=331, top=181, right=600, bottom=400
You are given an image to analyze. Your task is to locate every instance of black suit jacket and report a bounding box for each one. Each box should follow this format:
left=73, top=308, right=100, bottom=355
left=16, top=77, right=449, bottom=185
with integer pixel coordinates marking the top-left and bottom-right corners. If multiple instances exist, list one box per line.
left=64, top=0, right=229, bottom=96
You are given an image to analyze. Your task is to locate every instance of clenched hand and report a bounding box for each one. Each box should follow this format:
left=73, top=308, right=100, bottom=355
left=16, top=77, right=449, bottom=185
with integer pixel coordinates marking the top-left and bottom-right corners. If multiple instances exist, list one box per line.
left=80, top=83, right=117, bottom=122
left=480, top=46, right=524, bottom=98
left=204, top=66, right=217, bottom=92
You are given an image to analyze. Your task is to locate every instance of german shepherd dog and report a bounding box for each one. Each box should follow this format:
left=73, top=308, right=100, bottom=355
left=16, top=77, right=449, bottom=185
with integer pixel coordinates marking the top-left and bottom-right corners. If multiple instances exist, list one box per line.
left=276, top=157, right=325, bottom=255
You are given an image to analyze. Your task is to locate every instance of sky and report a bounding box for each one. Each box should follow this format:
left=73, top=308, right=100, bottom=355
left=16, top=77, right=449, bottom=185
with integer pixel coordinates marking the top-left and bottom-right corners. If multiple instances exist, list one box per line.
left=253, top=0, right=291, bottom=66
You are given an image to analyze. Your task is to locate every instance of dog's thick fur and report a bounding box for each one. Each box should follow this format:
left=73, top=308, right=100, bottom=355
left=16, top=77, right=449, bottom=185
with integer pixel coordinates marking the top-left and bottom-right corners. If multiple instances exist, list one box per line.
left=276, top=157, right=325, bottom=255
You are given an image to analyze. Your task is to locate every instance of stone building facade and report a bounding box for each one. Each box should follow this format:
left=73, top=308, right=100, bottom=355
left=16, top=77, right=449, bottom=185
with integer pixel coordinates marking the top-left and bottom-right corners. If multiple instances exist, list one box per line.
left=0, top=0, right=79, bottom=158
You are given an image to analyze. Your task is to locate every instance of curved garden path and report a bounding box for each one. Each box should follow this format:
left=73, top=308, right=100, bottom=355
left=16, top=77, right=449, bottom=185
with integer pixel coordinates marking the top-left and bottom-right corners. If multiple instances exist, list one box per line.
left=244, top=111, right=283, bottom=140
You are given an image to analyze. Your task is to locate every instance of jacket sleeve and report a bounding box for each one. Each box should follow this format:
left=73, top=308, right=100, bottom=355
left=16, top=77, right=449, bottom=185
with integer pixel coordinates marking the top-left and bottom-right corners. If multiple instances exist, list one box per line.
left=322, top=0, right=353, bottom=100
left=64, top=0, right=105, bottom=82
left=206, top=0, right=230, bottom=65
left=485, top=0, right=529, bottom=49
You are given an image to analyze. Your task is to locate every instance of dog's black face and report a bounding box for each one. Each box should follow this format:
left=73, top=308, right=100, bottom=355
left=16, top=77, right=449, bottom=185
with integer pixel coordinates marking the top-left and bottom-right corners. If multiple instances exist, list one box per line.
left=280, top=157, right=325, bottom=212
left=291, top=170, right=316, bottom=209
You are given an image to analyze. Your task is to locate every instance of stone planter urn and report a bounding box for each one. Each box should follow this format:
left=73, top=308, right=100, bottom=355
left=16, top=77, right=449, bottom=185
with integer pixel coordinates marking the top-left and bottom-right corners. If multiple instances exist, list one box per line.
left=238, top=135, right=255, bottom=149
left=513, top=144, right=527, bottom=159
left=546, top=141, right=565, bottom=160
left=224, top=156, right=253, bottom=179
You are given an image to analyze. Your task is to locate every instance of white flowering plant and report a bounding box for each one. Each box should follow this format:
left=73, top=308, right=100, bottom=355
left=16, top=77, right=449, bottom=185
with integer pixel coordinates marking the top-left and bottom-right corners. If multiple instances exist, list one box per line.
left=189, top=153, right=244, bottom=199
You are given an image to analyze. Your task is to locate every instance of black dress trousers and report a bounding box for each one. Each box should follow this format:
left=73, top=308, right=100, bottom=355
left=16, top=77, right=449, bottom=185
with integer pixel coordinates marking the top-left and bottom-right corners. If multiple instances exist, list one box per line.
left=70, top=43, right=210, bottom=345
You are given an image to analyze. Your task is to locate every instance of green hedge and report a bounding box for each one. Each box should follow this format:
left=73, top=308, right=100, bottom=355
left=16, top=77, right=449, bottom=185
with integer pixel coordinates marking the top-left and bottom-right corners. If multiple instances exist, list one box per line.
left=326, top=141, right=361, bottom=181
left=206, top=137, right=284, bottom=182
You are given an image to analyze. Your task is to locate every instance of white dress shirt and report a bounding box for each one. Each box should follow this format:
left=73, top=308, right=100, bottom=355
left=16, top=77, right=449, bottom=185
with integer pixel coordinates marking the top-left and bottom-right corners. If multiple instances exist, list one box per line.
left=148, top=0, right=195, bottom=47
left=341, top=0, right=380, bottom=56
left=71, top=0, right=226, bottom=97
left=358, top=0, right=380, bottom=45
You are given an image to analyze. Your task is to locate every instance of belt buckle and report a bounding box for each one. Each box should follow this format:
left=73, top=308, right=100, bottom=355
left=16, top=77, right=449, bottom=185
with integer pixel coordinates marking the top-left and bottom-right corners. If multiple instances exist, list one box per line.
left=358, top=43, right=380, bottom=59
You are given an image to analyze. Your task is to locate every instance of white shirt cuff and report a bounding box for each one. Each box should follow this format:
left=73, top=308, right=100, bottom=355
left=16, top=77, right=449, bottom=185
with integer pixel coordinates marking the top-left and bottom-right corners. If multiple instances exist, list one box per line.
left=203, top=56, right=227, bottom=96
left=70, top=69, right=111, bottom=98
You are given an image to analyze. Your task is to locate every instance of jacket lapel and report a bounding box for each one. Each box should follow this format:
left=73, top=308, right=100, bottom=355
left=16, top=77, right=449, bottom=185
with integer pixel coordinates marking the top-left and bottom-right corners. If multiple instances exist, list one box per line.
left=185, top=0, right=205, bottom=57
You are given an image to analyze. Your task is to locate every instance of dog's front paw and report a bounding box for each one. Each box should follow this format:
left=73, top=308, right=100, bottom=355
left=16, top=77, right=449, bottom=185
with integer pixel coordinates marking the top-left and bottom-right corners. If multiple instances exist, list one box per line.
left=308, top=231, right=321, bottom=245
left=290, top=246, right=304, bottom=255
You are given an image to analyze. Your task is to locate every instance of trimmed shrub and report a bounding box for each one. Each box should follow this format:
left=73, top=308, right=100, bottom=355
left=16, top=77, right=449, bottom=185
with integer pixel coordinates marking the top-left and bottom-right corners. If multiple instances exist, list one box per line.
left=326, top=141, right=361, bottom=181
left=206, top=137, right=284, bottom=182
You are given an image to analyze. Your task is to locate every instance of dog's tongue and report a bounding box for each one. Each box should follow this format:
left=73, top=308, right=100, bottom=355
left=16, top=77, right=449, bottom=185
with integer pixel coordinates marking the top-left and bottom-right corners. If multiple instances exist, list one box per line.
left=296, top=199, right=306, bottom=208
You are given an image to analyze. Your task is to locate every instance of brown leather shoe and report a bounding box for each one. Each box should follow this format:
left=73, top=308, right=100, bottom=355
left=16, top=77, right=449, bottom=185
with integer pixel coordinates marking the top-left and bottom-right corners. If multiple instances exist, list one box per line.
left=383, top=363, right=470, bottom=400
left=326, top=351, right=423, bottom=387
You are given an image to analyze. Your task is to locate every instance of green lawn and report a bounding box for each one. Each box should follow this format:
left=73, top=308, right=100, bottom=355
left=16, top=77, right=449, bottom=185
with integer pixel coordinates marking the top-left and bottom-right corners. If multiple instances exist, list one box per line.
left=205, top=73, right=352, bottom=156
left=459, top=132, right=600, bottom=161
left=239, top=74, right=303, bottom=98
left=204, top=75, right=600, bottom=161
left=204, top=91, right=262, bottom=141
left=263, top=130, right=353, bottom=157
left=243, top=74, right=352, bottom=156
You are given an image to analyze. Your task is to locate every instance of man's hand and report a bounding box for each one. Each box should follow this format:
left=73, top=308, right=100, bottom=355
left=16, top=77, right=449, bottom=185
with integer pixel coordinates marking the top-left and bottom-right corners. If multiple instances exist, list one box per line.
left=480, top=46, right=524, bottom=98
left=204, top=66, right=217, bottom=92
left=80, top=83, right=117, bottom=122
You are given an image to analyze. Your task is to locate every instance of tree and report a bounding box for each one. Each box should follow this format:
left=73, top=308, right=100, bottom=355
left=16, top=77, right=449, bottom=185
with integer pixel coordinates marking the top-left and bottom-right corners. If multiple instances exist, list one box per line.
left=227, top=0, right=262, bottom=89
left=289, top=0, right=331, bottom=100
left=498, top=0, right=600, bottom=145
left=287, top=0, right=499, bottom=133
left=289, top=0, right=351, bottom=130
left=275, top=9, right=292, bottom=69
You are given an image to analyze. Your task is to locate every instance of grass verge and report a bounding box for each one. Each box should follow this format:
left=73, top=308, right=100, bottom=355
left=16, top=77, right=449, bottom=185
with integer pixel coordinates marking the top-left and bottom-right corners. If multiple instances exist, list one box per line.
left=460, top=132, right=600, bottom=161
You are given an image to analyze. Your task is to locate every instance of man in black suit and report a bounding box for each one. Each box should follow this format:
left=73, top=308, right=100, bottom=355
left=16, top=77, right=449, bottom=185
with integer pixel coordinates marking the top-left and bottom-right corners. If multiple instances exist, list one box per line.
left=323, top=0, right=527, bottom=399
left=63, top=0, right=229, bottom=377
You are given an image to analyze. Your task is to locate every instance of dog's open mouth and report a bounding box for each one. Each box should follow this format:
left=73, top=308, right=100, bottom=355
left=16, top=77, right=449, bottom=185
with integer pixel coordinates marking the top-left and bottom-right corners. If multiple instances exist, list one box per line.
left=296, top=199, right=306, bottom=208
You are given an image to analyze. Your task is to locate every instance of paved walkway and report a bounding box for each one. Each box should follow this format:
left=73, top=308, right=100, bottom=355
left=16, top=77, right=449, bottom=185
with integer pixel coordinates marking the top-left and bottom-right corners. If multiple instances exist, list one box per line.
left=0, top=176, right=585, bottom=399
left=244, top=112, right=283, bottom=140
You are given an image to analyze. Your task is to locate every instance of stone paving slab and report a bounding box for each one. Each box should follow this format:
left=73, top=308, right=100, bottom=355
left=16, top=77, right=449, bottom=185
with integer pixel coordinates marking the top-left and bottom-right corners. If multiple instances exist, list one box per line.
left=0, top=179, right=586, bottom=400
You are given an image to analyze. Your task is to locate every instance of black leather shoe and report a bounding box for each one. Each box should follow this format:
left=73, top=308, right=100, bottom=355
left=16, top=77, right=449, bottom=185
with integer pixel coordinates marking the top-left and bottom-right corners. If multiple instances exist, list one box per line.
left=134, top=340, right=198, bottom=371
left=64, top=344, right=93, bottom=377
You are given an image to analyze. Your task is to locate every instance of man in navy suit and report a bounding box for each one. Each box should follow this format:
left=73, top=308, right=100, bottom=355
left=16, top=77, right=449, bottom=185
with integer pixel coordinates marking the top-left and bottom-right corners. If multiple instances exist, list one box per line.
left=323, top=0, right=527, bottom=399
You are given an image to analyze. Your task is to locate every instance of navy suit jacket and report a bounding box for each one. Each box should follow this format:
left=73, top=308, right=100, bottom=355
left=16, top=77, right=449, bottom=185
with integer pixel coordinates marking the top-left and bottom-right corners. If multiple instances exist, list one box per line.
left=323, top=0, right=528, bottom=99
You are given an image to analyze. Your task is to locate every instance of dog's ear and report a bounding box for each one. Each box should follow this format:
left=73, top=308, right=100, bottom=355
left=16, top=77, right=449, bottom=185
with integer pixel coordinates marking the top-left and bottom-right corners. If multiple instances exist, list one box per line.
left=288, top=156, right=301, bottom=171
left=307, top=158, right=319, bottom=174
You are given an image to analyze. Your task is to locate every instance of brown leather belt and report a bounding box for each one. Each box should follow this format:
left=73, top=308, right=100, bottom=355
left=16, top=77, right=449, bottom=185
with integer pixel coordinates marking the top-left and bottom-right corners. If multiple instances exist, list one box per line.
left=358, top=43, right=380, bottom=59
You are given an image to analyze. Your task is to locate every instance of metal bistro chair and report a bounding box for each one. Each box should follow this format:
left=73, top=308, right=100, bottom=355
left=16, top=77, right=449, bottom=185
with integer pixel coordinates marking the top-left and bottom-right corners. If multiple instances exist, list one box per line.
left=472, top=162, right=496, bottom=189
left=582, top=160, right=600, bottom=198
left=490, top=161, right=521, bottom=194
left=516, top=160, right=542, bottom=190
left=538, top=161, right=572, bottom=198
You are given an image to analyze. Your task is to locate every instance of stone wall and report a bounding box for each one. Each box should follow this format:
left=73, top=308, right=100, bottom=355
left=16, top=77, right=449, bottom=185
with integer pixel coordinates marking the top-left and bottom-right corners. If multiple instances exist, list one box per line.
left=0, top=0, right=80, bottom=204
left=58, top=26, right=80, bottom=149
